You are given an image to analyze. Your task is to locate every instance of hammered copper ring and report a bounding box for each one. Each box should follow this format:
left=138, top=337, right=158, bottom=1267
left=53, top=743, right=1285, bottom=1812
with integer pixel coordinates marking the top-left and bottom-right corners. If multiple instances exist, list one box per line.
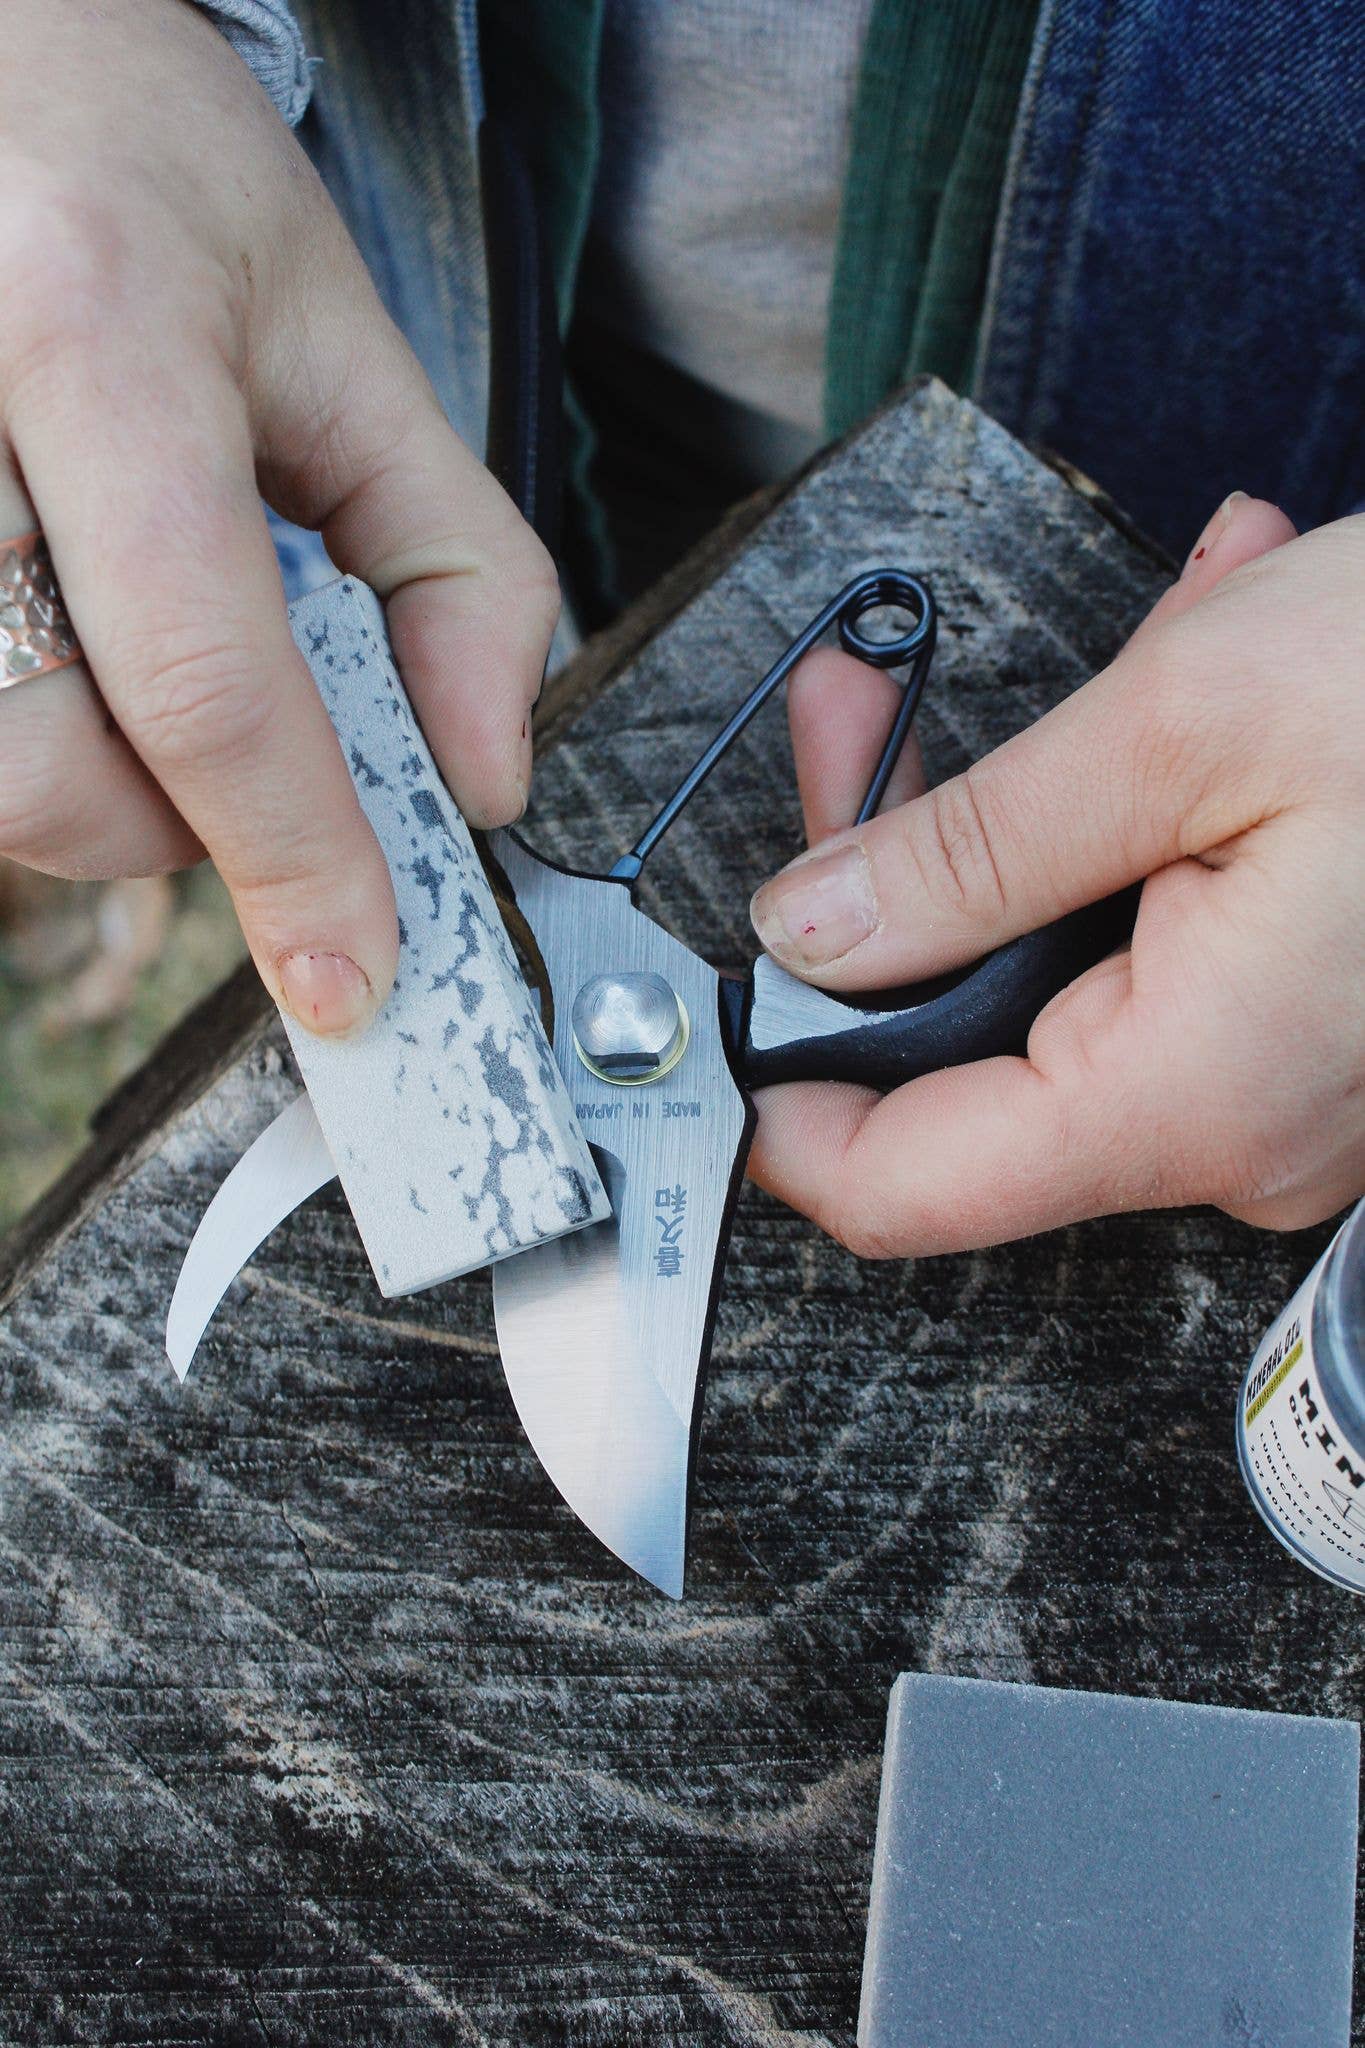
left=0, top=531, right=82, bottom=688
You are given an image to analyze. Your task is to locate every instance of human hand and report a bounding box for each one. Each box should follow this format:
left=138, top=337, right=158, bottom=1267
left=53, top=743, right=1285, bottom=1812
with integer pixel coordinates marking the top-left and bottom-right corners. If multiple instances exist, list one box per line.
left=748, top=496, right=1365, bottom=1254
left=0, top=0, right=558, bottom=1034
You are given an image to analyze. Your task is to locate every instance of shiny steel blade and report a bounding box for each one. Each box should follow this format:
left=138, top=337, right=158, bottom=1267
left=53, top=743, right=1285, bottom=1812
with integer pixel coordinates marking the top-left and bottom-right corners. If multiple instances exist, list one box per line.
left=488, top=830, right=754, bottom=1597
left=166, top=1089, right=336, bottom=1380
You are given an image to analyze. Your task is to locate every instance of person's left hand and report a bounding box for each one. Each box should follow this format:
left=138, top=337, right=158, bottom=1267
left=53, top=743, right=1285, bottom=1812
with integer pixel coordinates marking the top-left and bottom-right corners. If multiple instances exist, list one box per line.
left=746, top=495, right=1365, bottom=1256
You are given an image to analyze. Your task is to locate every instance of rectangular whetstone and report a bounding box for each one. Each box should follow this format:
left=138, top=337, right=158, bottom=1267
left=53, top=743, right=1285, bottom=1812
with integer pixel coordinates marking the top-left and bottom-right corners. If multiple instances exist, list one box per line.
left=283, top=577, right=609, bottom=1297
left=859, top=1673, right=1359, bottom=2048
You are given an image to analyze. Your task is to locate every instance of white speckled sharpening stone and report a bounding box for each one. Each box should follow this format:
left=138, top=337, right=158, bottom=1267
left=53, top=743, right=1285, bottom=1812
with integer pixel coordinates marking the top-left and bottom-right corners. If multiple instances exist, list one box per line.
left=282, top=577, right=609, bottom=1297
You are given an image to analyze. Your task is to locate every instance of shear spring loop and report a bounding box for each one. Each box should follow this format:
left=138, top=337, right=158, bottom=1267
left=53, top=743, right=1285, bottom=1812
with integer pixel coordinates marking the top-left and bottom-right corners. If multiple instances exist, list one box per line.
left=608, top=568, right=936, bottom=883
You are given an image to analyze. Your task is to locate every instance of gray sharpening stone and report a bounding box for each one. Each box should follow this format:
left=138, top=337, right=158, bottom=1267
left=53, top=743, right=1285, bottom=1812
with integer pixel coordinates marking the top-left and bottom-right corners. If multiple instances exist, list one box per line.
left=283, top=577, right=610, bottom=1296
left=859, top=1673, right=1359, bottom=2048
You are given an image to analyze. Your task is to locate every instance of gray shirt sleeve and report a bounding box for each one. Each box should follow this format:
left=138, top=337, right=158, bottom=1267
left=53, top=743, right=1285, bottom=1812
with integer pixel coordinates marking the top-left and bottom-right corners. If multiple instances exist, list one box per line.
left=194, top=0, right=313, bottom=126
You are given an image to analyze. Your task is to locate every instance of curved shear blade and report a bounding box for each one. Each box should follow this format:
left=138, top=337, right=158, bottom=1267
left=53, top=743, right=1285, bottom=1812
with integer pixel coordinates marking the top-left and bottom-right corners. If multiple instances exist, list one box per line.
left=166, top=1089, right=336, bottom=1380
left=491, top=1149, right=693, bottom=1596
left=488, top=831, right=754, bottom=1597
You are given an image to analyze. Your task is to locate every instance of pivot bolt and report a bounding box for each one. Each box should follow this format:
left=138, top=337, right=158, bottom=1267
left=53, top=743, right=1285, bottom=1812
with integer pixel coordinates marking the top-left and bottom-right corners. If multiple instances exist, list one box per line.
left=572, top=970, right=689, bottom=1085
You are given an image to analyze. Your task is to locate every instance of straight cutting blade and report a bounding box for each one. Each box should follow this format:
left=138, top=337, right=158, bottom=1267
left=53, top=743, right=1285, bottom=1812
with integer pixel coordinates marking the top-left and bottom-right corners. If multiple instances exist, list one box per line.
left=487, top=830, right=754, bottom=1597
left=166, top=1088, right=336, bottom=1379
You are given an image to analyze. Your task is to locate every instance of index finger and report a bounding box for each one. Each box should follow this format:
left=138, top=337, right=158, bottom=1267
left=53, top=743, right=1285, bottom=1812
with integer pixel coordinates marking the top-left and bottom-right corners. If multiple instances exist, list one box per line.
left=10, top=343, right=398, bottom=1034
left=788, top=646, right=928, bottom=845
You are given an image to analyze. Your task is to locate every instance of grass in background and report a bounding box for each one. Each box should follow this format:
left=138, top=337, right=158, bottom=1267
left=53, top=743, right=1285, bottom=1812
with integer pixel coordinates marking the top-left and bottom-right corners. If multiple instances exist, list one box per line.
left=0, top=867, right=244, bottom=1232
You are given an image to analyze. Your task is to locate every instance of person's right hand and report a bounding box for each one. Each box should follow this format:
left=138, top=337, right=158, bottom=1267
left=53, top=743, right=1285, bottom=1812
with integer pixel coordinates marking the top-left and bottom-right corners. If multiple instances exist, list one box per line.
left=0, top=0, right=559, bottom=1034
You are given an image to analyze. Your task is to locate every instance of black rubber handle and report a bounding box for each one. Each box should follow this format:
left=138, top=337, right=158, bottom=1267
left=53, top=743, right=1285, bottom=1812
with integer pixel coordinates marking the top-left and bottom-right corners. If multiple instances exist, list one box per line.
left=738, top=890, right=1138, bottom=1091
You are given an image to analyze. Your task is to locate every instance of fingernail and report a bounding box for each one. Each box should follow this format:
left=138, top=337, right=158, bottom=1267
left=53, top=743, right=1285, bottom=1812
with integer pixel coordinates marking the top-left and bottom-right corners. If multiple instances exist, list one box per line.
left=278, top=949, right=374, bottom=1036
left=1184, top=489, right=1250, bottom=571
left=750, top=838, right=879, bottom=969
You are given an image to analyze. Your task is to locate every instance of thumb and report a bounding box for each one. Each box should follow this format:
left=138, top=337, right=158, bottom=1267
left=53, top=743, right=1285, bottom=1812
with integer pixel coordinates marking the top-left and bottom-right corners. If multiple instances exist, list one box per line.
left=750, top=494, right=1299, bottom=991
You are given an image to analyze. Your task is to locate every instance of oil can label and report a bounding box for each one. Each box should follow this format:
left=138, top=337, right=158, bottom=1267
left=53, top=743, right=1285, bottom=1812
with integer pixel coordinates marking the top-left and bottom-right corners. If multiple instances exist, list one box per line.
left=1238, top=1229, right=1363, bottom=1590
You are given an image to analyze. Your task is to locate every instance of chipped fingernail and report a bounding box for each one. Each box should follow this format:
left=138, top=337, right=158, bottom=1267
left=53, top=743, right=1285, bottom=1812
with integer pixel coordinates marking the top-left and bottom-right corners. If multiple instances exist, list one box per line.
left=1185, top=489, right=1250, bottom=571
left=278, top=948, right=374, bottom=1036
left=749, top=838, right=879, bottom=970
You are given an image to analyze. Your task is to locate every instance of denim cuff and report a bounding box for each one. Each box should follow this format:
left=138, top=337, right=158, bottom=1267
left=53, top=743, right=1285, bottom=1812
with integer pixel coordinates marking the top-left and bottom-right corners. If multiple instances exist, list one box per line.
left=194, top=0, right=313, bottom=126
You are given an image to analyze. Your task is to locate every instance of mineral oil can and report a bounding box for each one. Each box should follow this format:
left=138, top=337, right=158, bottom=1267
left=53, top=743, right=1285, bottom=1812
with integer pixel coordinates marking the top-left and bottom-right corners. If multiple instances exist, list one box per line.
left=1238, top=1199, right=1365, bottom=1590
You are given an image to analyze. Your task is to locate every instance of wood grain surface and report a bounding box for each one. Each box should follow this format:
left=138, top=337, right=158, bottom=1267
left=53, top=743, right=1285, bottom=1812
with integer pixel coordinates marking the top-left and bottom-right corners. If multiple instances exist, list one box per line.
left=0, top=383, right=1355, bottom=2046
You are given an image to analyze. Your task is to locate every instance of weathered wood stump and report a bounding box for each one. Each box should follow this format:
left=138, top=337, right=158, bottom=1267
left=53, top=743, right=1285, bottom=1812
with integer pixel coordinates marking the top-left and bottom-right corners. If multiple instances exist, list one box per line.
left=0, top=383, right=1355, bottom=2046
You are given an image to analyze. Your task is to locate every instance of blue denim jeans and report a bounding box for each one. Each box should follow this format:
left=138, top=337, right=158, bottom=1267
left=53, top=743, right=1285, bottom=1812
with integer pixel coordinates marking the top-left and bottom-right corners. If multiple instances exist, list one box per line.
left=286, top=0, right=1362, bottom=595
left=977, top=0, right=1365, bottom=547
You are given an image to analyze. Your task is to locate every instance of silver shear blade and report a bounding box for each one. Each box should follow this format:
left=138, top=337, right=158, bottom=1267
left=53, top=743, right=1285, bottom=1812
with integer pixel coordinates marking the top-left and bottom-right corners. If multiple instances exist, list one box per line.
left=166, top=1089, right=336, bottom=1380
left=487, top=830, right=754, bottom=1598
